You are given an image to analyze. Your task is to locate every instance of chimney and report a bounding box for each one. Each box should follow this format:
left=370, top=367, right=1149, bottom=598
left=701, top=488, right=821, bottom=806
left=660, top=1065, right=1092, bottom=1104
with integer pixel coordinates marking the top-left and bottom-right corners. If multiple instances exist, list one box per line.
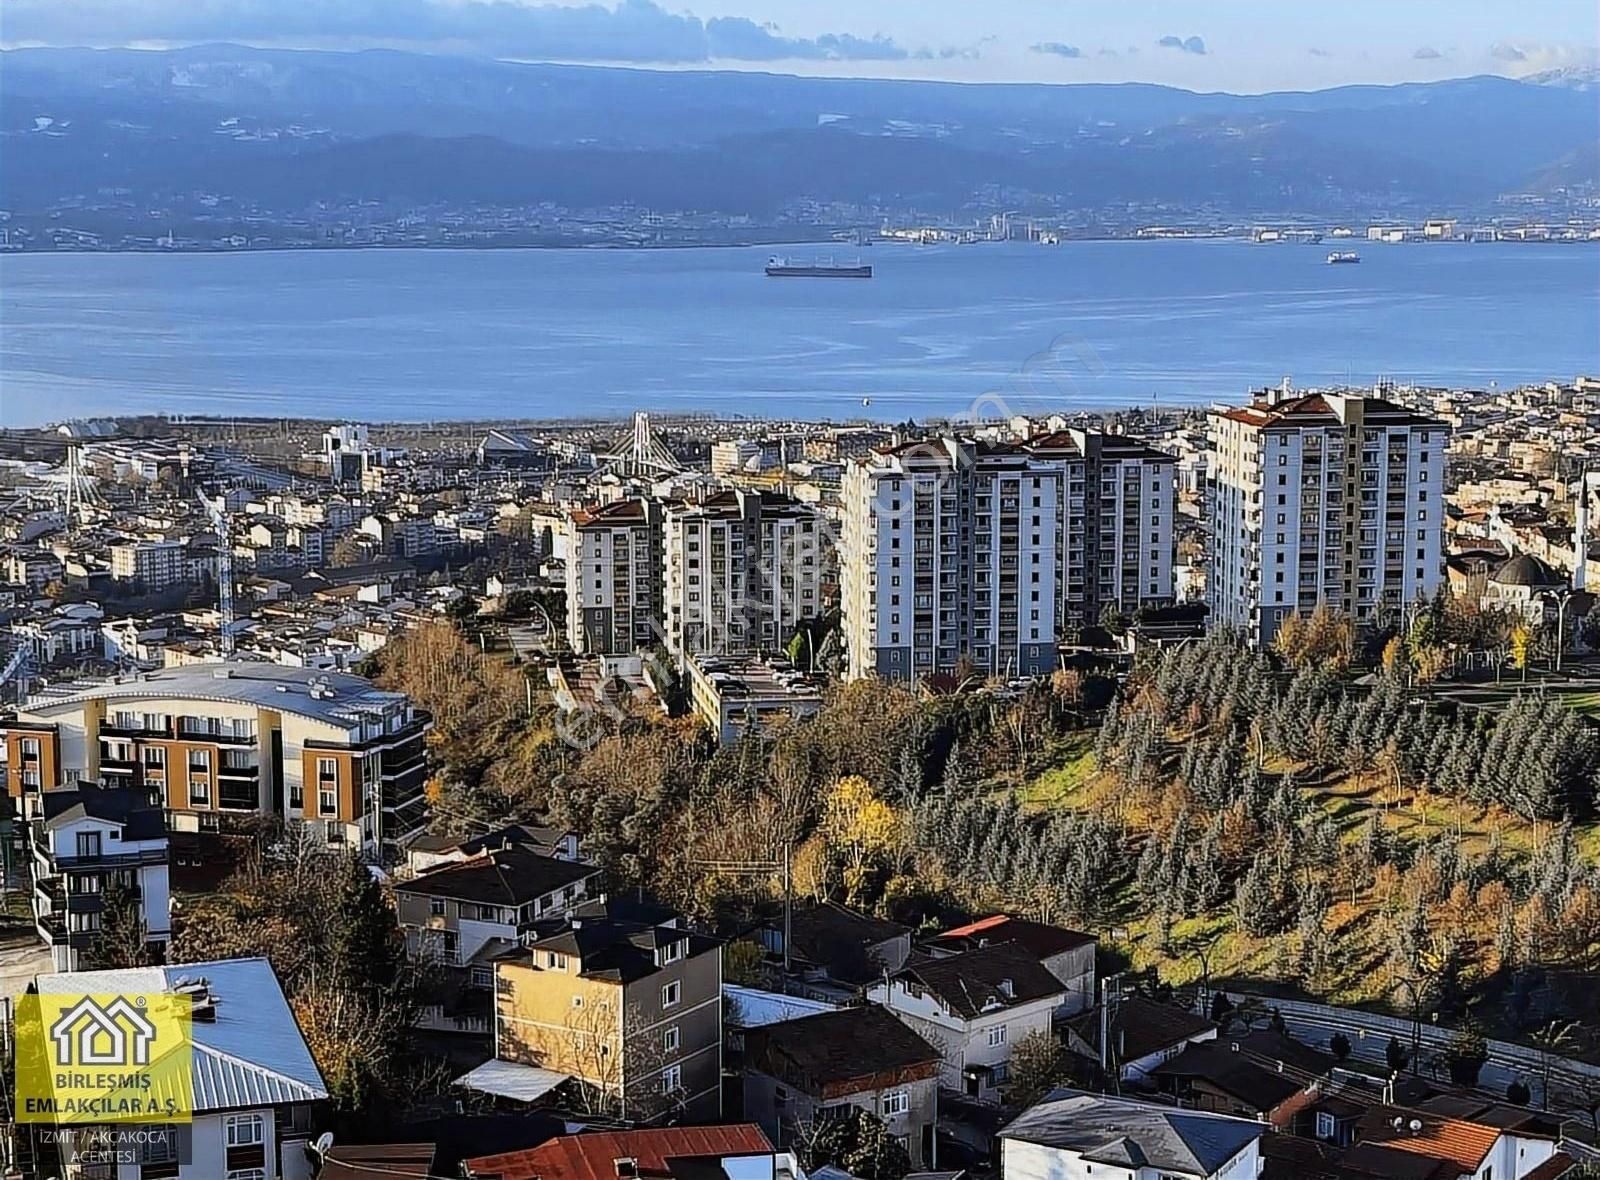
left=614, top=1159, right=638, bottom=1179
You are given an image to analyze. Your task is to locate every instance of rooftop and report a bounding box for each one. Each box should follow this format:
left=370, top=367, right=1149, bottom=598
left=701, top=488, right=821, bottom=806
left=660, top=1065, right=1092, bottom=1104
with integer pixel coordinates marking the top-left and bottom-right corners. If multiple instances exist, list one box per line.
left=744, top=1005, right=941, bottom=1096
left=397, top=848, right=598, bottom=907
left=936, top=914, right=1096, bottom=958
left=1000, top=1088, right=1263, bottom=1175
left=21, top=662, right=413, bottom=729
left=42, top=780, right=164, bottom=841
left=466, top=1124, right=774, bottom=1180
left=888, top=941, right=1065, bottom=1017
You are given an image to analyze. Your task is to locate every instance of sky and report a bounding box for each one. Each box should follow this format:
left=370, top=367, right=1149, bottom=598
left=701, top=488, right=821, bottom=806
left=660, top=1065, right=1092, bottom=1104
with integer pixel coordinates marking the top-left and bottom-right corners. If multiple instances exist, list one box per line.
left=4, top=0, right=1598, bottom=92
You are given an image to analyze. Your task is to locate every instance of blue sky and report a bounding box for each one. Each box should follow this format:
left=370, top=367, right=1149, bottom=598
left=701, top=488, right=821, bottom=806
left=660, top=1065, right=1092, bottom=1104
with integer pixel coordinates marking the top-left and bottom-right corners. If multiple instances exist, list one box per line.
left=5, top=0, right=1597, bottom=91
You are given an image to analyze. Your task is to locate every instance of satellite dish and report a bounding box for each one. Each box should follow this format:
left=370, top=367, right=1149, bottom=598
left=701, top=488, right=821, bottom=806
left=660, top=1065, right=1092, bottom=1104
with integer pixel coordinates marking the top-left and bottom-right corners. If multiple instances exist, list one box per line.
left=862, top=397, right=872, bottom=407
left=1391, top=1116, right=1405, bottom=1131
left=313, top=1132, right=335, bottom=1158
left=1408, top=1119, right=1423, bottom=1133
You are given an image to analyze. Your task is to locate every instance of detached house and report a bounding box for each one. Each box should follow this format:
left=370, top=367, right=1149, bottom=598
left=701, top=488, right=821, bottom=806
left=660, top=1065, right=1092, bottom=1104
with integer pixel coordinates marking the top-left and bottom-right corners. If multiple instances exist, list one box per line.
left=932, top=915, right=1096, bottom=1016
left=743, top=1005, right=943, bottom=1169
left=867, top=942, right=1065, bottom=1103
left=29, top=957, right=328, bottom=1180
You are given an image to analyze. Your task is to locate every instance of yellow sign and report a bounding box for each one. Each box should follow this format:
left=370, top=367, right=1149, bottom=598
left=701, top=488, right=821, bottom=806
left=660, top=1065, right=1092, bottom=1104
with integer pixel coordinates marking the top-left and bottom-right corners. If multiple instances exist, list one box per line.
left=13, top=992, right=193, bottom=1124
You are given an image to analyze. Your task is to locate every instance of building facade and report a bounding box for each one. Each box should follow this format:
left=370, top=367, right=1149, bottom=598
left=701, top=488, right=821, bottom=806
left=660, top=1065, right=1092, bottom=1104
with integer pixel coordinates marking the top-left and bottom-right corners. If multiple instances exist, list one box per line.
left=0, top=664, right=431, bottom=858
left=1207, top=391, right=1447, bottom=646
left=566, top=498, right=664, bottom=656
left=841, top=439, right=1062, bottom=681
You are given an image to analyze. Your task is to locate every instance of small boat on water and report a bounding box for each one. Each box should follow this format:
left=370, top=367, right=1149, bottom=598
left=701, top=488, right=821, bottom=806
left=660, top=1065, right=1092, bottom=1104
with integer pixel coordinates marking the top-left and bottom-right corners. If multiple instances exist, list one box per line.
left=1326, top=251, right=1361, bottom=264
left=765, top=256, right=872, bottom=278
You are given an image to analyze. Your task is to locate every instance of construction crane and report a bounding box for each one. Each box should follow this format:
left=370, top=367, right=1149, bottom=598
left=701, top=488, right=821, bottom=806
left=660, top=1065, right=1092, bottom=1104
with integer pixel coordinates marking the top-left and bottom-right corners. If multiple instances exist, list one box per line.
left=196, top=490, right=236, bottom=657
left=0, top=644, right=32, bottom=705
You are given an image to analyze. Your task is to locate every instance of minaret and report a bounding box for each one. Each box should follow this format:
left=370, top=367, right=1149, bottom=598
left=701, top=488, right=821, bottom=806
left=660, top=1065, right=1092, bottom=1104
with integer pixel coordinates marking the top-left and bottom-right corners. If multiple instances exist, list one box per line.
left=1575, top=466, right=1590, bottom=592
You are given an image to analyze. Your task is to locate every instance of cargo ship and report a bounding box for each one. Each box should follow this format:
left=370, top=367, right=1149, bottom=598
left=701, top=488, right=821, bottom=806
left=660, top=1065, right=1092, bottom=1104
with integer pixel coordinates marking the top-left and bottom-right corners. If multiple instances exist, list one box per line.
left=765, top=256, right=872, bottom=278
left=1326, top=251, right=1361, bottom=264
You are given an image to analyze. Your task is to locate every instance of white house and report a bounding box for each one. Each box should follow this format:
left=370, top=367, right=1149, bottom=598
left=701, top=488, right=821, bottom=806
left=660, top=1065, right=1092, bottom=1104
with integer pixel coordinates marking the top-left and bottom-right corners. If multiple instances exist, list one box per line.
left=867, top=942, right=1065, bottom=1103
left=31, top=782, right=170, bottom=971
left=1000, top=1088, right=1264, bottom=1180
left=31, top=957, right=329, bottom=1180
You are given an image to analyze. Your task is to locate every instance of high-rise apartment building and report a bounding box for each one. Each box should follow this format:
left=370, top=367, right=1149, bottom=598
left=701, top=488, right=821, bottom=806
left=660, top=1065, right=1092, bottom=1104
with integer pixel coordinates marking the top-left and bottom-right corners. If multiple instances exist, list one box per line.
left=1207, top=390, right=1447, bottom=646
left=840, top=438, right=1062, bottom=681
left=1026, top=429, right=1176, bottom=627
left=663, top=489, right=824, bottom=657
left=566, top=498, right=664, bottom=655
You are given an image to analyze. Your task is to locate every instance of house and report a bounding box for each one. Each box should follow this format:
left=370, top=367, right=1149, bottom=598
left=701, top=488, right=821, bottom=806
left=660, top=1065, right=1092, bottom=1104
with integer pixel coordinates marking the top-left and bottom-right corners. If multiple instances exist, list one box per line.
left=932, top=915, right=1096, bottom=1016
left=754, top=900, right=912, bottom=995
left=30, top=781, right=170, bottom=970
left=1337, top=1103, right=1561, bottom=1180
left=487, top=904, right=724, bottom=1122
left=867, top=942, right=1066, bottom=1103
left=463, top=1124, right=789, bottom=1180
left=28, top=957, right=327, bottom=1180
left=1150, top=1031, right=1334, bottom=1124
left=743, top=1005, right=943, bottom=1169
left=406, top=822, right=582, bottom=874
left=1065, top=993, right=1218, bottom=1083
left=999, top=1088, right=1265, bottom=1180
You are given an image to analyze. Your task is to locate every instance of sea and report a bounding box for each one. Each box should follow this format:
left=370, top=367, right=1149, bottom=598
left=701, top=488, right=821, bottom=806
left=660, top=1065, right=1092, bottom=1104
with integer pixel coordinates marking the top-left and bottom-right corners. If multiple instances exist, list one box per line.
left=1, top=239, right=1597, bottom=427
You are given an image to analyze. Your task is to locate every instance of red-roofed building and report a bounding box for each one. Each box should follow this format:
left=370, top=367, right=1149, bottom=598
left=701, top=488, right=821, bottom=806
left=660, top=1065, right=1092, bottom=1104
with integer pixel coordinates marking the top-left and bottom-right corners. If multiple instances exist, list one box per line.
left=934, top=915, right=1097, bottom=1015
left=464, top=1124, right=779, bottom=1180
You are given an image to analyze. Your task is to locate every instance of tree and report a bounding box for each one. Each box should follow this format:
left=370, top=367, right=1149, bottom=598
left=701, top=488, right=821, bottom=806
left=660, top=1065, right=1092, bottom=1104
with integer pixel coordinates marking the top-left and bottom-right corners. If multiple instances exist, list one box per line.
left=723, top=939, right=766, bottom=987
left=1329, top=1032, right=1352, bottom=1062
left=1510, top=623, right=1534, bottom=681
left=1444, top=1025, right=1488, bottom=1087
left=798, top=1108, right=912, bottom=1180
left=1007, top=1029, right=1069, bottom=1109
left=92, top=881, right=152, bottom=969
left=1386, top=1035, right=1410, bottom=1075
left=821, top=776, right=899, bottom=905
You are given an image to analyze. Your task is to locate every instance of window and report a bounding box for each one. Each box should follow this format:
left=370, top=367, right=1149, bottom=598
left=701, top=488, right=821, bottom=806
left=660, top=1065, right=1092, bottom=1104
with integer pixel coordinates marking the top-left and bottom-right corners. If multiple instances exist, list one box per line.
left=226, top=1114, right=264, bottom=1147
left=226, top=1172, right=267, bottom=1180
left=987, top=1025, right=1007, bottom=1047
left=663, top=1025, right=680, bottom=1054
left=657, top=939, right=685, bottom=966
left=881, top=1090, right=909, bottom=1116
left=661, top=980, right=682, bottom=1008
left=289, top=780, right=303, bottom=810
left=189, top=749, right=211, bottom=774
left=661, top=1064, right=682, bottom=1093
left=1315, top=1111, right=1336, bottom=1139
left=319, top=781, right=337, bottom=816
left=471, top=965, right=493, bottom=988
left=571, top=995, right=584, bottom=1009
left=545, top=951, right=566, bottom=970
left=142, top=746, right=165, bottom=768
left=75, top=832, right=102, bottom=858
left=429, top=897, right=446, bottom=917
left=189, top=778, right=210, bottom=806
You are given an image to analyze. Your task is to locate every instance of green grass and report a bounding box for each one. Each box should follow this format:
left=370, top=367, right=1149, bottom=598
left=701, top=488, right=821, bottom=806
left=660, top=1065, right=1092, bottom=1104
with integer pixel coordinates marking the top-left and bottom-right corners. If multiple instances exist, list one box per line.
left=1017, top=735, right=1098, bottom=811
left=1569, top=691, right=1600, bottom=717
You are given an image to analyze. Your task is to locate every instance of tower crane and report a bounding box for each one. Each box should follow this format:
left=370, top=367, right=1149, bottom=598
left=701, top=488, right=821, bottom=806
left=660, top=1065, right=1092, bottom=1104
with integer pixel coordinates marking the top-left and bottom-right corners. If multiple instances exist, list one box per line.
left=196, top=491, right=236, bottom=657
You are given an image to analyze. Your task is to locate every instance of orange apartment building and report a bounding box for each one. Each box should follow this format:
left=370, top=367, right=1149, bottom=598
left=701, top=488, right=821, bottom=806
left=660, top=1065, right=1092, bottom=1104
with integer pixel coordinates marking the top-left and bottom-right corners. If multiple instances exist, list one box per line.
left=0, top=663, right=431, bottom=858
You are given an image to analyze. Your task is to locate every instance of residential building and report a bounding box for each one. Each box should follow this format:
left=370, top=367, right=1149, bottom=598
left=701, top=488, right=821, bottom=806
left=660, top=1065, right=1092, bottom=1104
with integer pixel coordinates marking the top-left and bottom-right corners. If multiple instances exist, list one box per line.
left=30, top=781, right=170, bottom=971
left=405, top=821, right=582, bottom=874
left=1207, top=390, right=1448, bottom=646
left=743, top=1006, right=943, bottom=1169
left=464, top=1124, right=787, bottom=1180
left=1150, top=1031, right=1334, bottom=1125
left=27, top=957, right=328, bottom=1180
left=840, top=438, right=1061, bottom=681
left=566, top=498, right=664, bottom=655
left=0, top=663, right=431, bottom=858
left=867, top=941, right=1065, bottom=1102
left=1026, top=429, right=1177, bottom=627
left=999, top=1088, right=1264, bottom=1180
left=663, top=490, right=825, bottom=658
left=1337, top=1102, right=1561, bottom=1180
left=492, top=905, right=724, bottom=1122
left=1, top=547, right=63, bottom=590
left=751, top=901, right=912, bottom=996
left=684, top=654, right=824, bottom=746
left=932, top=915, right=1096, bottom=1017
left=1064, top=994, right=1217, bottom=1084
left=109, top=538, right=191, bottom=592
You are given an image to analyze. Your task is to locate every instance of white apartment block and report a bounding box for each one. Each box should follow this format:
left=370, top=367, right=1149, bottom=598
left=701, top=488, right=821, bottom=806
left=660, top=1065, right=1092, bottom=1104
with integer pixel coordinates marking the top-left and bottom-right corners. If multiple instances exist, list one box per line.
left=663, top=489, right=824, bottom=657
left=566, top=497, right=663, bottom=655
left=1027, top=429, right=1176, bottom=627
left=110, top=538, right=189, bottom=591
left=1207, top=390, right=1448, bottom=646
left=841, top=438, right=1061, bottom=681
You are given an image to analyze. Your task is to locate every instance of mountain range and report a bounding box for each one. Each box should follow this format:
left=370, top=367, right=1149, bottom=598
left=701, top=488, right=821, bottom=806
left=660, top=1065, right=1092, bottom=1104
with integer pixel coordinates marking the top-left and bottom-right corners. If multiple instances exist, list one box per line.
left=3, top=45, right=1597, bottom=222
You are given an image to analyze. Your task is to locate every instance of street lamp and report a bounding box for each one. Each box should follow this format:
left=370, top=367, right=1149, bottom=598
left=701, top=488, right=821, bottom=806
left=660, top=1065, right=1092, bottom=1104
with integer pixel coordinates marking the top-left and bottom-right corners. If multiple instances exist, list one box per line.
left=1543, top=589, right=1574, bottom=674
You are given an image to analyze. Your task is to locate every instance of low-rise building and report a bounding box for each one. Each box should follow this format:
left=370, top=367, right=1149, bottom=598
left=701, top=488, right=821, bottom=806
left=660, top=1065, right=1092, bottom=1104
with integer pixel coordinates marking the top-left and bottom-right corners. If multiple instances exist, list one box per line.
left=464, top=1124, right=786, bottom=1180
left=30, top=781, right=170, bottom=971
left=1000, top=1088, right=1264, bottom=1180
left=932, top=915, right=1097, bottom=1017
left=685, top=654, right=824, bottom=745
left=868, top=942, right=1065, bottom=1103
left=743, top=1005, right=943, bottom=1169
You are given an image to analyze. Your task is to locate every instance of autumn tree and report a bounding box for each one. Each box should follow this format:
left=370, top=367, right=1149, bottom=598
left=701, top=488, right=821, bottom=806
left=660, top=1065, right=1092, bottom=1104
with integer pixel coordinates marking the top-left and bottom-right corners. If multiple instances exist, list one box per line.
left=1007, top=1029, right=1070, bottom=1108
left=821, top=776, right=900, bottom=906
left=798, top=1108, right=912, bottom=1180
left=91, top=881, right=152, bottom=969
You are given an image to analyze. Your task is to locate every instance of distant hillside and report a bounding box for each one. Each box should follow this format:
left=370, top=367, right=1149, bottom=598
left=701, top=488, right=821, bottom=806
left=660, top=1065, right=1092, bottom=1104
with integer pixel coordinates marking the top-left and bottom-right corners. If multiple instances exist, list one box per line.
left=3, top=45, right=1596, bottom=220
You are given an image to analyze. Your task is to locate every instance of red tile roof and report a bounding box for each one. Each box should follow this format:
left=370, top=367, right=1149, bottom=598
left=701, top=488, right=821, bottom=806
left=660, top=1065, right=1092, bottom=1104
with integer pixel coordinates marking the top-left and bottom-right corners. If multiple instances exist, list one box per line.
left=1358, top=1108, right=1502, bottom=1175
left=938, top=914, right=1096, bottom=957
left=466, top=1125, right=774, bottom=1180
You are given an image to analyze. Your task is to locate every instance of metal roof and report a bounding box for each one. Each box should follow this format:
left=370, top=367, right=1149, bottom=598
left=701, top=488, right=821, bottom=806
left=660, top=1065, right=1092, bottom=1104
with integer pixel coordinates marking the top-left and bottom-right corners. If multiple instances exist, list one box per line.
left=35, top=957, right=328, bottom=1113
left=454, top=1059, right=570, bottom=1104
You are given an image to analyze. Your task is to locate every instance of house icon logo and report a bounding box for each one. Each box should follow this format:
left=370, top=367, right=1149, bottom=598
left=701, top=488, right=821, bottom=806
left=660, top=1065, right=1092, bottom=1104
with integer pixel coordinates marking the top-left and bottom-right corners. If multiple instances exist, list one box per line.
left=48, top=995, right=158, bottom=1068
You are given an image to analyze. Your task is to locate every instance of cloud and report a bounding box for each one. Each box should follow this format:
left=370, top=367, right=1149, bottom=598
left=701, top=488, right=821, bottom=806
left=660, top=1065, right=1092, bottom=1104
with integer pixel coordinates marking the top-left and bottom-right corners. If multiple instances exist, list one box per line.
left=1, top=0, right=915, bottom=63
left=1412, top=46, right=1442, bottom=60
left=1030, top=41, right=1082, bottom=59
left=1490, top=42, right=1528, bottom=62
left=1307, top=47, right=1332, bottom=58
left=1156, top=35, right=1207, bottom=56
